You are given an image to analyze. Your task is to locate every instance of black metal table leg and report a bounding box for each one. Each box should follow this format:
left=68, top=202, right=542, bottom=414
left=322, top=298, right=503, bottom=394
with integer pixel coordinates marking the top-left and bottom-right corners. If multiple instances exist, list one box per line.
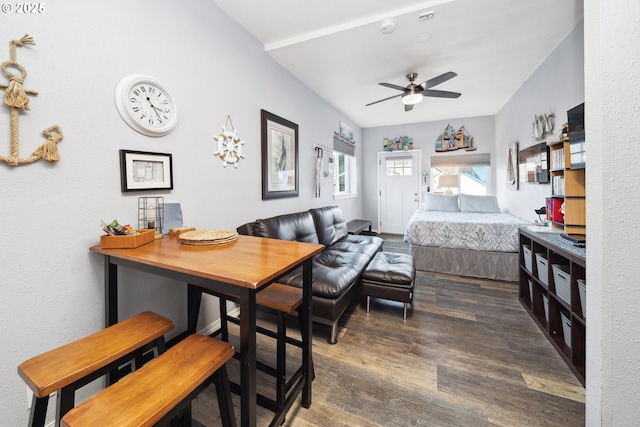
left=301, top=259, right=313, bottom=408
left=238, top=288, right=257, bottom=427
left=104, top=257, right=118, bottom=386
left=187, top=284, right=202, bottom=334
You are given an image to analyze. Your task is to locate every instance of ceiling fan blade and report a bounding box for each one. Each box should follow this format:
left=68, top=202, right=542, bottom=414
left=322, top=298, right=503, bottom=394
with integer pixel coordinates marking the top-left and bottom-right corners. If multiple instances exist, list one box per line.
left=422, top=89, right=461, bottom=99
left=404, top=104, right=414, bottom=112
left=421, top=71, right=457, bottom=89
left=378, top=82, right=407, bottom=91
left=365, top=93, right=402, bottom=106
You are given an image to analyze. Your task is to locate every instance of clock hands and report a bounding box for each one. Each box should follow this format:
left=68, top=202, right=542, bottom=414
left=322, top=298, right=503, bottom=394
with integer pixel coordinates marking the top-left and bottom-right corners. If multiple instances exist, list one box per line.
left=144, top=96, right=165, bottom=125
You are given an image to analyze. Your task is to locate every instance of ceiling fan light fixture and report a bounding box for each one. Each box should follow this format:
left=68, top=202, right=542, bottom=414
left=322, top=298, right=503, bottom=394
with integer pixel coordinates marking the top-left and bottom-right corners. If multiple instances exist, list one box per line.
left=402, top=91, right=423, bottom=105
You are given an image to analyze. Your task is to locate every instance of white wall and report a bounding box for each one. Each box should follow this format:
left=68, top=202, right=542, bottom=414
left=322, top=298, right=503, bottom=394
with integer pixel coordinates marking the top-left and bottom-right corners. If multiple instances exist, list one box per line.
left=495, top=22, right=585, bottom=221
left=0, top=1, right=363, bottom=424
left=362, top=115, right=495, bottom=230
left=584, top=1, right=640, bottom=424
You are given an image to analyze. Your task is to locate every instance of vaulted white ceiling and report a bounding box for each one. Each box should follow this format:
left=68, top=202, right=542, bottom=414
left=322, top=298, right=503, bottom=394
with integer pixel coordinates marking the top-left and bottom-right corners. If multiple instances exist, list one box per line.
left=211, top=0, right=584, bottom=128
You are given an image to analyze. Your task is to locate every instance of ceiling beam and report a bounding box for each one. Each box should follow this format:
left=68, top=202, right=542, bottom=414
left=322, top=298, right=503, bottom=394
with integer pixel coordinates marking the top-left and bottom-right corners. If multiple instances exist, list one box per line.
left=264, top=0, right=454, bottom=52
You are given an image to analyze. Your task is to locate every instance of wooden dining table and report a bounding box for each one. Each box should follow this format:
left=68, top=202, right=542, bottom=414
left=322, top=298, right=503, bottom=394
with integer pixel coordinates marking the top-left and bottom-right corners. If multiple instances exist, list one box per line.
left=90, top=234, right=324, bottom=427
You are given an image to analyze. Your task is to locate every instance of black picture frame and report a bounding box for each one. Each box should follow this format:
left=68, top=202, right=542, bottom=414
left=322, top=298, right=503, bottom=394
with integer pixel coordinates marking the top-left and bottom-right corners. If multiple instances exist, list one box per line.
left=119, top=149, right=173, bottom=192
left=261, top=109, right=299, bottom=200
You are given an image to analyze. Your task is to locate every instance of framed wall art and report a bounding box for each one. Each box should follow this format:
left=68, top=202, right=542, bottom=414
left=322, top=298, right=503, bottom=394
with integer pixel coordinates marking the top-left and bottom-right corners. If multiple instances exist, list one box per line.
left=261, top=109, right=299, bottom=200
left=119, top=149, right=173, bottom=192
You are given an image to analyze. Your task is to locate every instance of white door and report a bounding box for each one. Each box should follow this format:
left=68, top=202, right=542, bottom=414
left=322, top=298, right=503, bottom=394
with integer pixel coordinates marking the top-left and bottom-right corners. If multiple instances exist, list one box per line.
left=378, top=150, right=421, bottom=234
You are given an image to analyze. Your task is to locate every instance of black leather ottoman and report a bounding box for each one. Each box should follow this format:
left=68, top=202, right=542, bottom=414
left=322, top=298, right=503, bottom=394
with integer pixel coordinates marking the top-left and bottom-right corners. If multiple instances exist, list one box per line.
left=361, top=252, right=415, bottom=321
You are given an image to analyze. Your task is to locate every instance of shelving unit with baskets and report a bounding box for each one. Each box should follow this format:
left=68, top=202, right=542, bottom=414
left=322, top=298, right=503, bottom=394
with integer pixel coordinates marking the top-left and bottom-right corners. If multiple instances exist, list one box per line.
left=519, top=227, right=586, bottom=385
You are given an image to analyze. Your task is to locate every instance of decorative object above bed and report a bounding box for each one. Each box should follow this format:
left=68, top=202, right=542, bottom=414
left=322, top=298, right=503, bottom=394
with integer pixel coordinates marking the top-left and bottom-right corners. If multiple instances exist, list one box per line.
left=435, top=124, right=475, bottom=152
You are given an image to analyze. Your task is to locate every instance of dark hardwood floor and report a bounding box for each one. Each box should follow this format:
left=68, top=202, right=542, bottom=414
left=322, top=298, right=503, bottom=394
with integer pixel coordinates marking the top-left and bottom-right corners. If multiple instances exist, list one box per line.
left=192, top=234, right=585, bottom=426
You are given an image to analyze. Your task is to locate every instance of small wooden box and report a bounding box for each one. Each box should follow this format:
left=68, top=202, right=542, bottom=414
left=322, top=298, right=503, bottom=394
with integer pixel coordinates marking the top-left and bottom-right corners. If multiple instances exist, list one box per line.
left=100, top=229, right=155, bottom=249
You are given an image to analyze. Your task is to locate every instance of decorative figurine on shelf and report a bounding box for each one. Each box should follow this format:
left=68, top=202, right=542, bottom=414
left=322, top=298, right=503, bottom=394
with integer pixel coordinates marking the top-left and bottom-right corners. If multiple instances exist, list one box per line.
left=213, top=115, right=245, bottom=168
left=0, top=34, right=64, bottom=166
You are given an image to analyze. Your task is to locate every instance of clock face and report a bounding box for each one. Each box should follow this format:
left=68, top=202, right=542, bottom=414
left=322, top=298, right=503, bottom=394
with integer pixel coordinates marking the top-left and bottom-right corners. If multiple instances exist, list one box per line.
left=115, top=75, right=178, bottom=137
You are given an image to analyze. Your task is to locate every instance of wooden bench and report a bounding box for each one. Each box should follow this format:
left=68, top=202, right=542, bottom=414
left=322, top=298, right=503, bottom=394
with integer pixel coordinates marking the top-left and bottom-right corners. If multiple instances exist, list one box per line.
left=194, top=283, right=310, bottom=423
left=18, top=311, right=174, bottom=427
left=346, top=219, right=372, bottom=235
left=61, top=333, right=236, bottom=427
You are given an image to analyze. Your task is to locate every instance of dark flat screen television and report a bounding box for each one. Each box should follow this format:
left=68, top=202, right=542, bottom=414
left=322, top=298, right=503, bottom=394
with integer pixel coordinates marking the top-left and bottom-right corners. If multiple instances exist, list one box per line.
left=567, top=102, right=585, bottom=134
left=567, top=102, right=585, bottom=168
left=519, top=142, right=549, bottom=184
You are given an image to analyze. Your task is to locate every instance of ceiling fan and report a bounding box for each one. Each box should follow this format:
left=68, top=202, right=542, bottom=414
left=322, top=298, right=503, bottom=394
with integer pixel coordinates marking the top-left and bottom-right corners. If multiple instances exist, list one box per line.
left=366, top=71, right=461, bottom=112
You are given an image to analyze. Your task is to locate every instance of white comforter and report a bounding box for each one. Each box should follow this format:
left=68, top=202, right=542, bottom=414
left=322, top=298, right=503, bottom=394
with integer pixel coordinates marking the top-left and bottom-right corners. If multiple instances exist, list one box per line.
left=404, top=210, right=530, bottom=253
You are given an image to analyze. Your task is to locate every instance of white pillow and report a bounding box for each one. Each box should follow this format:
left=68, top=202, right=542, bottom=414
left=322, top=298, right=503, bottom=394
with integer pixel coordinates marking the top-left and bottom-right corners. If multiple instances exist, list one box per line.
left=421, top=193, right=459, bottom=212
left=459, top=194, right=501, bottom=213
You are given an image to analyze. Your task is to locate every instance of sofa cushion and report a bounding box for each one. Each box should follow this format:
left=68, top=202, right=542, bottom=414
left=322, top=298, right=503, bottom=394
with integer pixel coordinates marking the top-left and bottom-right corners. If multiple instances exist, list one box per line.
left=336, top=234, right=384, bottom=258
left=309, top=206, right=348, bottom=247
left=362, top=252, right=415, bottom=287
left=280, top=250, right=370, bottom=299
left=251, top=211, right=319, bottom=244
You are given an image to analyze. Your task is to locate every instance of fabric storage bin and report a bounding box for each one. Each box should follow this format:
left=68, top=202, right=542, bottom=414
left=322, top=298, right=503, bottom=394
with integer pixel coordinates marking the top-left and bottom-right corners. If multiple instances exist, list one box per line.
left=560, top=310, right=572, bottom=348
left=535, top=253, right=549, bottom=285
left=577, top=279, right=586, bottom=317
left=542, top=292, right=549, bottom=322
left=528, top=280, right=533, bottom=302
left=552, top=264, right=571, bottom=305
left=523, top=244, right=533, bottom=272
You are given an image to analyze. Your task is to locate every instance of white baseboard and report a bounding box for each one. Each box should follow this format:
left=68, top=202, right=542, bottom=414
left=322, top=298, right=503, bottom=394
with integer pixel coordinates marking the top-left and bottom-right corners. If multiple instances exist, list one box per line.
left=197, top=306, right=241, bottom=336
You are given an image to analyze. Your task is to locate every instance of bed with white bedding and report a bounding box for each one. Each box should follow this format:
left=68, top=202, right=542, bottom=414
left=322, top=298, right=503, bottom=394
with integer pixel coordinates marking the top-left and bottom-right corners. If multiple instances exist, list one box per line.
left=404, top=193, right=530, bottom=281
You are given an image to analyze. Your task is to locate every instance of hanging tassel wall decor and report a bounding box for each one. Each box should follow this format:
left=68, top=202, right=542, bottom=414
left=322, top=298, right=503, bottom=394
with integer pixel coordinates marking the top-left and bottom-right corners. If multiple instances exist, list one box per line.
left=0, top=34, right=63, bottom=166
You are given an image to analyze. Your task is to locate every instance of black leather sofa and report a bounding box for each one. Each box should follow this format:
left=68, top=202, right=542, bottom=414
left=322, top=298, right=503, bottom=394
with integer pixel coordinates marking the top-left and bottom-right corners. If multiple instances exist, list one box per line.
left=237, top=206, right=383, bottom=343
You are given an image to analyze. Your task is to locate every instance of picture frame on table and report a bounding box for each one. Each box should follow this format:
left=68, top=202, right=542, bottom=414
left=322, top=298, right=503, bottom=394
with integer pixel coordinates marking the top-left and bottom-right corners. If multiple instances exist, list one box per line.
left=261, top=109, right=299, bottom=200
left=119, top=149, right=173, bottom=192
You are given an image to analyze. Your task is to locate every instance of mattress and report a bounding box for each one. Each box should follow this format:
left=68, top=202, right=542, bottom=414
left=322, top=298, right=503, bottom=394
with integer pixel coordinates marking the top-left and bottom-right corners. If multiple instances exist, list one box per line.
left=404, top=210, right=530, bottom=253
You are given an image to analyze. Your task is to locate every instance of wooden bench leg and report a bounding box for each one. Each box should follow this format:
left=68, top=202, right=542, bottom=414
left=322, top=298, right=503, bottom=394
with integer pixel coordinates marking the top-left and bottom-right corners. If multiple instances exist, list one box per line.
left=220, top=296, right=229, bottom=342
left=296, top=306, right=315, bottom=382
left=276, top=312, right=286, bottom=405
left=56, top=386, right=75, bottom=425
left=188, top=284, right=202, bottom=334
left=28, top=395, right=48, bottom=427
left=213, top=366, right=237, bottom=427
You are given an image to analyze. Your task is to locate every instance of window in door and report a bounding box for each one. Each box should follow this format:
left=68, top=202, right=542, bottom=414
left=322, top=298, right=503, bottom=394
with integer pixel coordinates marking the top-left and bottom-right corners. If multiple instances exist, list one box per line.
left=386, top=158, right=413, bottom=176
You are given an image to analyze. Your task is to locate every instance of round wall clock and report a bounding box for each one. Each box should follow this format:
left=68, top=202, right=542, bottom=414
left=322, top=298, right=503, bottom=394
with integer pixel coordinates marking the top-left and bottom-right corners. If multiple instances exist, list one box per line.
left=115, top=74, right=178, bottom=137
